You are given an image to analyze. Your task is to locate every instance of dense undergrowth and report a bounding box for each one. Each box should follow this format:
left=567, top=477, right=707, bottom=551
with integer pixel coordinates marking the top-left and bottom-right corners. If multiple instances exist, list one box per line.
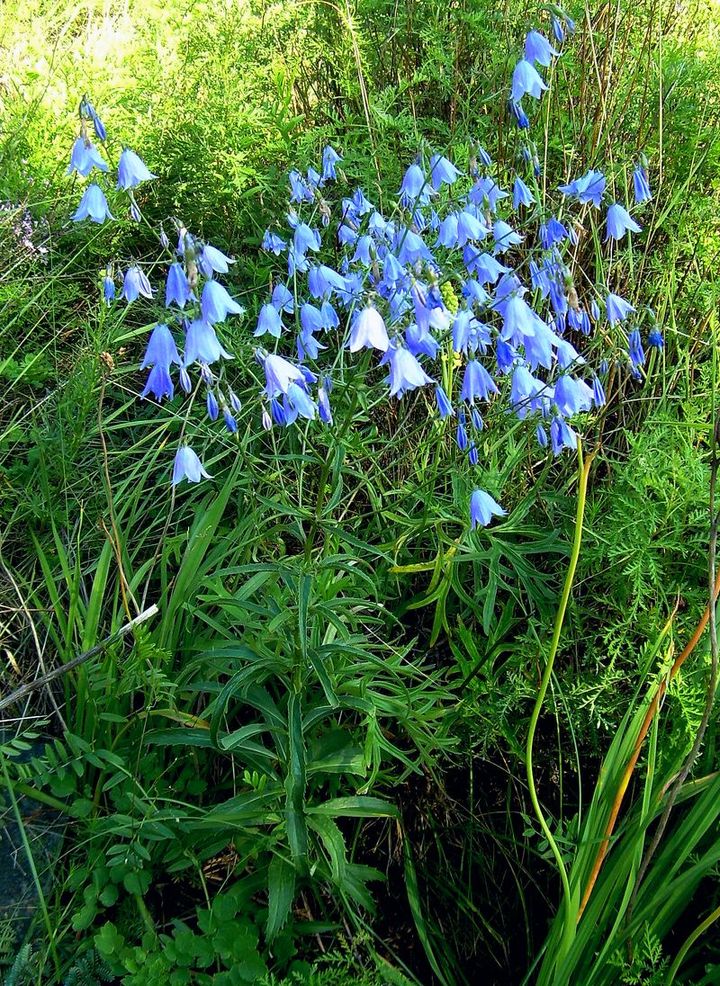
left=1, top=1, right=720, bottom=984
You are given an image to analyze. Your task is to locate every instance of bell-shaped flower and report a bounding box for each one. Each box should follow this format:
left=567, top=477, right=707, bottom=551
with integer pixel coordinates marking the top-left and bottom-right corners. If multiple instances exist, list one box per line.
left=172, top=446, right=211, bottom=485
left=405, top=322, right=440, bottom=359
left=429, top=154, right=461, bottom=191
left=381, top=251, right=405, bottom=288
left=524, top=319, right=561, bottom=371
left=513, top=176, right=534, bottom=209
left=398, top=163, right=432, bottom=207
left=558, top=169, right=606, bottom=208
left=165, top=263, right=194, bottom=308
left=300, top=303, right=324, bottom=335
left=435, top=385, right=454, bottom=418
left=397, top=228, right=433, bottom=266
left=462, top=279, right=489, bottom=306
left=648, top=326, right=664, bottom=349
left=511, top=364, right=543, bottom=418
left=283, top=382, right=317, bottom=424
left=141, top=322, right=180, bottom=372
left=633, top=163, right=652, bottom=204
left=321, top=146, right=342, bottom=182
left=103, top=274, right=115, bottom=305
left=206, top=390, right=219, bottom=421
left=502, top=295, right=539, bottom=343
left=262, top=230, right=287, bottom=254
left=436, top=213, right=460, bottom=249
left=511, top=58, right=548, bottom=102
left=457, top=210, right=488, bottom=246
left=318, top=385, right=333, bottom=424
left=297, top=328, right=326, bottom=361
left=493, top=219, right=523, bottom=254
left=628, top=329, right=645, bottom=367
left=184, top=320, right=233, bottom=364
left=555, top=336, right=584, bottom=370
left=293, top=222, right=322, bottom=256
left=605, top=202, right=642, bottom=241
left=457, top=415, right=468, bottom=451
left=553, top=374, right=594, bottom=417
left=551, top=415, right=578, bottom=455
left=121, top=266, right=153, bottom=302
left=72, top=183, right=115, bottom=223
left=461, top=360, right=499, bottom=402
left=80, top=98, right=107, bottom=141
left=524, top=30, right=559, bottom=66
left=509, top=99, right=530, bottom=129
left=470, top=489, right=506, bottom=529
left=320, top=300, right=339, bottom=330
left=347, top=305, right=390, bottom=353
left=117, top=148, right=157, bottom=190
left=67, top=137, right=108, bottom=176
left=352, top=235, right=374, bottom=266
left=469, top=177, right=508, bottom=212
left=262, top=352, right=305, bottom=398
left=200, top=244, right=234, bottom=276
left=254, top=303, right=283, bottom=338
left=540, top=217, right=569, bottom=249
left=592, top=376, right=606, bottom=406
left=381, top=344, right=433, bottom=398
left=464, top=249, right=509, bottom=284
left=271, top=283, right=294, bottom=313
left=605, top=292, right=635, bottom=324
left=289, top=169, right=314, bottom=204
left=307, top=264, right=346, bottom=298
left=201, top=280, right=243, bottom=323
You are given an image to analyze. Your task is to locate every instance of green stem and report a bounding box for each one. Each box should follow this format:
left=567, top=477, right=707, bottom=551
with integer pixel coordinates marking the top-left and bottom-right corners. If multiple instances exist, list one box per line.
left=526, top=440, right=593, bottom=975
left=1, top=757, right=61, bottom=977
left=666, top=903, right=720, bottom=985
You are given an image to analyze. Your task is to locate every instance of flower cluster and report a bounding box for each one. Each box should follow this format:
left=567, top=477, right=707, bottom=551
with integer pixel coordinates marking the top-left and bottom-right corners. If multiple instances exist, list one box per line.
left=68, top=10, right=661, bottom=528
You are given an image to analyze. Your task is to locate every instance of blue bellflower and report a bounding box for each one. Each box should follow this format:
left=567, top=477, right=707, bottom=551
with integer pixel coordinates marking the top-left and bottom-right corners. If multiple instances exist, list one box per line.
left=201, top=280, right=244, bottom=323
left=524, top=30, right=559, bottom=66
left=72, top=183, right=114, bottom=223
left=67, top=137, right=108, bottom=176
left=321, top=146, right=342, bottom=182
left=200, top=244, right=235, bottom=276
left=470, top=489, right=506, bottom=529
left=121, top=266, right=153, bottom=302
left=513, top=176, right=534, bottom=209
left=398, top=163, right=432, bottom=207
left=348, top=306, right=390, bottom=353
left=262, top=352, right=306, bottom=398
left=429, top=154, right=461, bottom=190
left=605, top=292, right=635, bottom=324
left=461, top=360, right=499, bottom=402
left=172, top=446, right=211, bottom=486
left=648, top=326, right=664, bottom=349
left=381, top=345, right=434, bottom=398
left=558, top=169, right=605, bottom=208
left=435, top=385, right=454, bottom=418
left=633, top=163, right=652, bottom=204
left=605, top=202, right=642, bottom=241
left=511, top=59, right=548, bottom=101
left=165, top=264, right=194, bottom=308
left=255, top=303, right=283, bottom=338
left=117, top=148, right=157, bottom=190
left=184, top=320, right=233, bottom=364
left=140, top=323, right=181, bottom=400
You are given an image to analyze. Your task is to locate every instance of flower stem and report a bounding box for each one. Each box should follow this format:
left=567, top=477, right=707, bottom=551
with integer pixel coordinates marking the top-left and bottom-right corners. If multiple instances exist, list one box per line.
left=526, top=439, right=594, bottom=975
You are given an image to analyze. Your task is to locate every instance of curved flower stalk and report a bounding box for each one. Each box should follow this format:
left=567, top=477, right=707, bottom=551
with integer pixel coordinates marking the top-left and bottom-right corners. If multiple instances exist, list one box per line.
left=66, top=6, right=659, bottom=526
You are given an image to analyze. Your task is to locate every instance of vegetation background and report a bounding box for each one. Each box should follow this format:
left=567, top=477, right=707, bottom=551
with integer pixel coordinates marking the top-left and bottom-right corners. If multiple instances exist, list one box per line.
left=1, top=0, right=720, bottom=983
